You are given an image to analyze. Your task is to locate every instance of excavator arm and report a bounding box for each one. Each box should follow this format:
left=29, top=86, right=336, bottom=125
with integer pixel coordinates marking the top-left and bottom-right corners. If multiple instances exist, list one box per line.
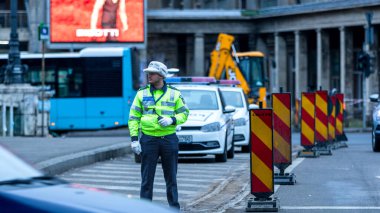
left=209, top=33, right=251, bottom=95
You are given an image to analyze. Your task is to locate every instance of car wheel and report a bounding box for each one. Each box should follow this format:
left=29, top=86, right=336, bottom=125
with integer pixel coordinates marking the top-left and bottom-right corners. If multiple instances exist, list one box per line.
left=241, top=145, right=250, bottom=153
left=227, top=141, right=234, bottom=159
left=134, top=153, right=141, bottom=163
left=373, top=128, right=380, bottom=152
left=215, top=140, right=227, bottom=162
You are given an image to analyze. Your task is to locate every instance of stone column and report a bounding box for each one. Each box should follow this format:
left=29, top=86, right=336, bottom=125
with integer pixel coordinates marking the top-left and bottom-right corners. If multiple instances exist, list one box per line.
left=186, top=36, right=194, bottom=76
left=26, top=0, right=45, bottom=53
left=345, top=29, right=354, bottom=121
left=279, top=34, right=287, bottom=91
left=294, top=31, right=300, bottom=99
left=340, top=27, right=346, bottom=94
left=274, top=33, right=286, bottom=92
left=299, top=32, right=308, bottom=93
left=316, top=28, right=322, bottom=89
left=367, top=26, right=379, bottom=95
left=321, top=29, right=330, bottom=90
left=194, top=33, right=205, bottom=76
left=256, top=36, right=267, bottom=54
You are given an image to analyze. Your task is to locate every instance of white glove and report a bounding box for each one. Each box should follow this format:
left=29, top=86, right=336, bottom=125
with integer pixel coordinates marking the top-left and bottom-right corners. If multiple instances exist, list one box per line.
left=158, top=117, right=173, bottom=127
left=131, top=141, right=141, bottom=155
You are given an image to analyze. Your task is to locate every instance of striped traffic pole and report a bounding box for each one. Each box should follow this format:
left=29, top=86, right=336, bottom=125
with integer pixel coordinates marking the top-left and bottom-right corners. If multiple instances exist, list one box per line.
left=272, top=91, right=295, bottom=184
left=298, top=92, right=319, bottom=158
left=246, top=104, right=278, bottom=211
left=315, top=90, right=332, bottom=155
left=335, top=93, right=348, bottom=147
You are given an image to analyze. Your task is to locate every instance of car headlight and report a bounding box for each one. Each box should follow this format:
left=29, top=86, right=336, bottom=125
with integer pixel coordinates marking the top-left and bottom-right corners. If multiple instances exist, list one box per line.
left=201, top=122, right=221, bottom=132
left=375, top=109, right=380, bottom=121
left=234, top=118, right=246, bottom=126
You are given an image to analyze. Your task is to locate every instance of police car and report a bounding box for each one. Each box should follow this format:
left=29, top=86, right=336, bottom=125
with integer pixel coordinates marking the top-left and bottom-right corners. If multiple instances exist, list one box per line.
left=167, top=77, right=236, bottom=162
left=219, top=86, right=258, bottom=152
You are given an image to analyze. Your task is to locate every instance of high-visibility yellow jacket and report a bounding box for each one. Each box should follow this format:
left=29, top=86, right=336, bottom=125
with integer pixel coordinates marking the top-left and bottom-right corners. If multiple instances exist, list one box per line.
left=128, top=82, right=189, bottom=141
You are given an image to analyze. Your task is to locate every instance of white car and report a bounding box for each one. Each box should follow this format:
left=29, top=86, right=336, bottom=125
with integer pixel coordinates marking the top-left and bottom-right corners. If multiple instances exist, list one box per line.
left=219, top=86, right=258, bottom=152
left=174, top=84, right=236, bottom=162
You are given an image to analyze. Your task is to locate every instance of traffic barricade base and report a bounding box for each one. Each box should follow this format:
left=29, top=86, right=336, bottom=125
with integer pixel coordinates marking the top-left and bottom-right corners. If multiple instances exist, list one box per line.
left=331, top=142, right=339, bottom=150
left=336, top=141, right=349, bottom=148
left=298, top=150, right=320, bottom=158
left=246, top=196, right=279, bottom=212
left=315, top=144, right=332, bottom=155
left=336, top=132, right=348, bottom=141
left=274, top=172, right=296, bottom=185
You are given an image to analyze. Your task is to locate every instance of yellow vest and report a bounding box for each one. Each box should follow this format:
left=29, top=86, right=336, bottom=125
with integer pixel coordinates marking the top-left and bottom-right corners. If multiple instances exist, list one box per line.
left=128, top=83, right=189, bottom=138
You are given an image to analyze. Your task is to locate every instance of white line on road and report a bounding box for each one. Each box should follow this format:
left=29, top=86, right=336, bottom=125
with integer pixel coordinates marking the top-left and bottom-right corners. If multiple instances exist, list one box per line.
left=69, top=173, right=218, bottom=183
left=274, top=157, right=304, bottom=193
left=62, top=177, right=208, bottom=189
left=81, top=183, right=196, bottom=195
left=214, top=158, right=304, bottom=213
left=79, top=169, right=223, bottom=179
left=282, top=206, right=380, bottom=210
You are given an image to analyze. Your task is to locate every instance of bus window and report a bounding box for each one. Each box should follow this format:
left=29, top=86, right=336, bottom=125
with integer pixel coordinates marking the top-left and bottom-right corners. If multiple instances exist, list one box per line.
left=57, top=68, right=83, bottom=98
left=83, top=57, right=122, bottom=97
left=28, top=66, right=56, bottom=96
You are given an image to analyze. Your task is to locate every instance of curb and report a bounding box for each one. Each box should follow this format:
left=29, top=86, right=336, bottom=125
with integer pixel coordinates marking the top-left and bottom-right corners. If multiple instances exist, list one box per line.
left=36, top=142, right=131, bottom=176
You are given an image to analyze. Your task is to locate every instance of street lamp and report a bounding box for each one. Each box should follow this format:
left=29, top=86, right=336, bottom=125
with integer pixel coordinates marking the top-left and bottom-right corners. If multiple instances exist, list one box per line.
left=1, top=0, right=28, bottom=84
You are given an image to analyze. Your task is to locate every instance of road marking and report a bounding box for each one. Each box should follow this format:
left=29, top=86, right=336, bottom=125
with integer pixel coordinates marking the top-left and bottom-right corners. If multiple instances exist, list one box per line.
left=187, top=163, right=248, bottom=207
left=69, top=173, right=218, bottom=183
left=376, top=176, right=380, bottom=179
left=282, top=206, right=380, bottom=210
left=79, top=169, right=223, bottom=179
left=93, top=165, right=229, bottom=174
left=62, top=177, right=208, bottom=189
left=274, top=157, right=304, bottom=193
left=81, top=183, right=196, bottom=195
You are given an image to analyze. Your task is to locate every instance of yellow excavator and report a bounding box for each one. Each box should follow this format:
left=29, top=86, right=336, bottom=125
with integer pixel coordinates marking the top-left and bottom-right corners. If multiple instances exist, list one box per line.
left=208, top=33, right=268, bottom=107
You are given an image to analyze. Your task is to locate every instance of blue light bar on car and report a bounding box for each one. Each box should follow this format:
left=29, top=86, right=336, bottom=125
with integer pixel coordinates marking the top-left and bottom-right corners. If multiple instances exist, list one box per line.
left=216, top=79, right=240, bottom=85
left=166, top=77, right=216, bottom=84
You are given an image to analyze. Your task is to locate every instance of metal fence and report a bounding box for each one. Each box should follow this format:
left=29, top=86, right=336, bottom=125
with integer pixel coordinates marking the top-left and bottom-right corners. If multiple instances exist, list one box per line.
left=0, top=10, right=28, bottom=28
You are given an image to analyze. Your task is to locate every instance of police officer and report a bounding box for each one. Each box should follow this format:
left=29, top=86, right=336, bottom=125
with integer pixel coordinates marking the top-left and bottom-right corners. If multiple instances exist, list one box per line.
left=128, top=61, right=189, bottom=210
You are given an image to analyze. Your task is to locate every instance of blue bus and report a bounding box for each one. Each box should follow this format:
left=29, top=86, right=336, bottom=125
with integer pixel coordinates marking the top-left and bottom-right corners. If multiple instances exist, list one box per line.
left=0, top=47, right=141, bottom=133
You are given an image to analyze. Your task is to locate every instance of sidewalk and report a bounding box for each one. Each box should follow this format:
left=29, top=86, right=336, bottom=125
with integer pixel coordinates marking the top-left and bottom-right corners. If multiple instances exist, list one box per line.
left=0, top=135, right=131, bottom=176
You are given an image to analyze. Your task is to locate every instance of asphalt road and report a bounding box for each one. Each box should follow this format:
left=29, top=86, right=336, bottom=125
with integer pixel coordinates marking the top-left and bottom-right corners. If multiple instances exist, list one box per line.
left=58, top=132, right=380, bottom=212
left=224, top=133, right=380, bottom=213
left=276, top=133, right=380, bottom=212
left=58, top=149, right=252, bottom=211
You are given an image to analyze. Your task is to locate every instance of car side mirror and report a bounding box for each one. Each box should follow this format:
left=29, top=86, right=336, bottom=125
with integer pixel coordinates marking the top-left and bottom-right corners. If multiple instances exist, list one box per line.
left=370, top=94, right=379, bottom=103
left=249, top=104, right=259, bottom=110
left=224, top=105, right=236, bottom=113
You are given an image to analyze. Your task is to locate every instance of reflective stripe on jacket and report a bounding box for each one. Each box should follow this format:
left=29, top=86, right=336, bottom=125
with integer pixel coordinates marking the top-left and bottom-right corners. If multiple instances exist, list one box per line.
left=128, top=82, right=189, bottom=138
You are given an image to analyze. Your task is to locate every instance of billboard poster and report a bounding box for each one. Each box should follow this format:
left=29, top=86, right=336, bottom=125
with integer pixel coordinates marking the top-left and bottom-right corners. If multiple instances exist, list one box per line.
left=50, top=0, right=144, bottom=43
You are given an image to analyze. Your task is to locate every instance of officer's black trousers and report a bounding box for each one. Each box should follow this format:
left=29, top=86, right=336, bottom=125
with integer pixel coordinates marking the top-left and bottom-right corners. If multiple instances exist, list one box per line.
left=140, top=133, right=180, bottom=209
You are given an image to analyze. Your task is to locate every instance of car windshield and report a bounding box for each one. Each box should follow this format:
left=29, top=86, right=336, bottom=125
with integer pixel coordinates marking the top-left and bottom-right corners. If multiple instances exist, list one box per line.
left=181, top=90, right=219, bottom=110
left=221, top=91, right=244, bottom=108
left=0, top=146, right=42, bottom=182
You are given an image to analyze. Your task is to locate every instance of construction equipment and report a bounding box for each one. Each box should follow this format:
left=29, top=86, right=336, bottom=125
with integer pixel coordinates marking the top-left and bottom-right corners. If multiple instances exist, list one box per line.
left=208, top=33, right=268, bottom=106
